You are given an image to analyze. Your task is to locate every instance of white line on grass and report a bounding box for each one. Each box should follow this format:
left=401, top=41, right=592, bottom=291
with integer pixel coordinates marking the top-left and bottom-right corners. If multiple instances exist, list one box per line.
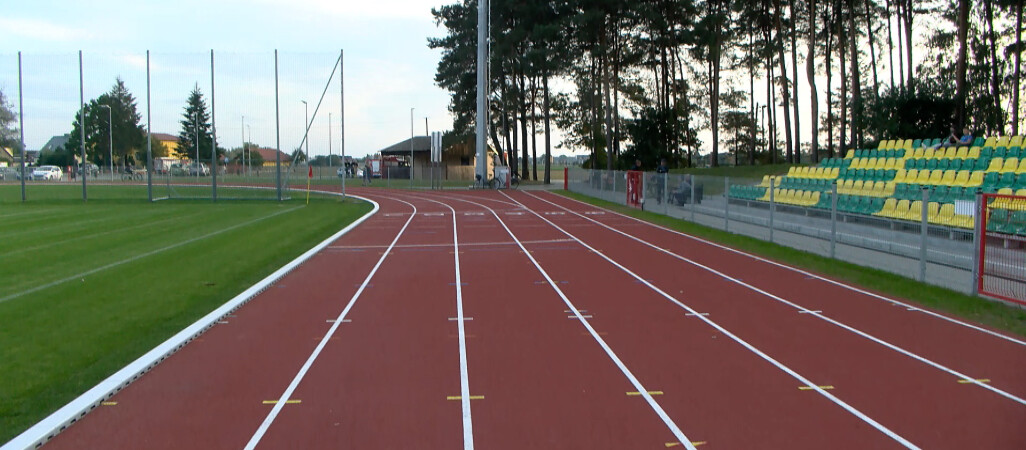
left=544, top=192, right=1026, bottom=348
left=0, top=206, right=302, bottom=305
left=406, top=192, right=697, bottom=450
left=503, top=191, right=920, bottom=449
left=524, top=191, right=1026, bottom=406
left=243, top=199, right=418, bottom=450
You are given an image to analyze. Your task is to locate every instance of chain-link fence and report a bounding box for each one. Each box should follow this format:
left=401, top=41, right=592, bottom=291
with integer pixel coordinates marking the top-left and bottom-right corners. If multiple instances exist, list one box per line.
left=568, top=167, right=982, bottom=295
left=1, top=51, right=349, bottom=203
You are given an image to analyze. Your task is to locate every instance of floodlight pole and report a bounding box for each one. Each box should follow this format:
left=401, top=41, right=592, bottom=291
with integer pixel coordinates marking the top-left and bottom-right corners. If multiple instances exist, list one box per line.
left=242, top=115, right=246, bottom=177
left=194, top=110, right=199, bottom=178
left=475, top=0, right=489, bottom=187
left=410, top=107, right=415, bottom=188
left=246, top=124, right=252, bottom=177
left=328, top=112, right=332, bottom=169
left=100, top=104, right=112, bottom=181
left=18, top=51, right=25, bottom=202
left=80, top=50, right=86, bottom=201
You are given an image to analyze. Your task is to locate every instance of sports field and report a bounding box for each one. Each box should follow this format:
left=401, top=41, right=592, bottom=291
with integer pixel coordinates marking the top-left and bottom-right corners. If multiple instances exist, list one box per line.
left=0, top=185, right=371, bottom=443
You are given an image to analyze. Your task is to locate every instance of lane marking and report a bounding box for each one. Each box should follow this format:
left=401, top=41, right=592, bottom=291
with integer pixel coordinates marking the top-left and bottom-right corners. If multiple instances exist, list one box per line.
left=564, top=309, right=588, bottom=313
left=538, top=192, right=1026, bottom=348
left=262, top=400, right=301, bottom=405
left=958, top=378, right=991, bottom=384
left=463, top=212, right=484, bottom=216
left=453, top=195, right=700, bottom=450
left=0, top=207, right=302, bottom=305
left=626, top=391, right=664, bottom=396
left=217, top=321, right=229, bottom=325
left=424, top=212, right=446, bottom=216
left=244, top=199, right=419, bottom=450
left=328, top=239, right=572, bottom=250
left=568, top=315, right=594, bottom=319
left=685, top=313, right=709, bottom=317
left=581, top=331, right=609, bottom=336
left=505, top=191, right=920, bottom=449
left=798, top=310, right=823, bottom=314
left=584, top=211, right=606, bottom=215
left=446, top=395, right=485, bottom=400
left=799, top=386, right=835, bottom=391
left=525, top=191, right=1026, bottom=408
left=100, top=402, right=117, bottom=406
left=666, top=442, right=706, bottom=448
left=449, top=317, right=474, bottom=321
left=325, top=319, right=352, bottom=323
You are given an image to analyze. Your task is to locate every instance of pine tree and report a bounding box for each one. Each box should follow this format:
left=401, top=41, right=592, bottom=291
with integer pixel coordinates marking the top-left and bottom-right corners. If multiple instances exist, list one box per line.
left=177, top=85, right=215, bottom=162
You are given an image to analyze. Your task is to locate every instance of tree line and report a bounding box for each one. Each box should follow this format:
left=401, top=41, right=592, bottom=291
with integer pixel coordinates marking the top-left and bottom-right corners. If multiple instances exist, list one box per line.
left=430, top=0, right=1025, bottom=173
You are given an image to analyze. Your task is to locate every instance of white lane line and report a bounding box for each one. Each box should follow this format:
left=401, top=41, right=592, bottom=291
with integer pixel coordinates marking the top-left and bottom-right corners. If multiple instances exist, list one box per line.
left=504, top=191, right=920, bottom=449
left=243, top=200, right=419, bottom=450
left=543, top=192, right=1026, bottom=348
left=403, top=194, right=476, bottom=450
left=441, top=195, right=698, bottom=450
left=0, top=207, right=303, bottom=305
left=527, top=192, right=1026, bottom=407
left=328, top=239, right=573, bottom=250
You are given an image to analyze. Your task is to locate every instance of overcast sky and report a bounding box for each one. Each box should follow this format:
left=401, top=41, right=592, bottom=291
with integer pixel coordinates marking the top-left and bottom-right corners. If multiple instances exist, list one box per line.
left=1, top=0, right=457, bottom=158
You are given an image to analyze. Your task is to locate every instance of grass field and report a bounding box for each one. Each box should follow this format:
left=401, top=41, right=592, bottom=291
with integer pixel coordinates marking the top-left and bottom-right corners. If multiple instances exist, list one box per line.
left=0, top=185, right=373, bottom=443
left=558, top=190, right=1026, bottom=338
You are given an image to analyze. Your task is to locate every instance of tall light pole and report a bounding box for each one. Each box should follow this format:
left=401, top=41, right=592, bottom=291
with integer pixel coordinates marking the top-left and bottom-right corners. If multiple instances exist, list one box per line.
left=328, top=112, right=332, bottom=169
left=99, top=104, right=113, bottom=181
left=246, top=124, right=252, bottom=176
left=241, top=115, right=245, bottom=178
left=406, top=108, right=410, bottom=187
left=194, top=111, right=200, bottom=178
left=301, top=100, right=309, bottom=166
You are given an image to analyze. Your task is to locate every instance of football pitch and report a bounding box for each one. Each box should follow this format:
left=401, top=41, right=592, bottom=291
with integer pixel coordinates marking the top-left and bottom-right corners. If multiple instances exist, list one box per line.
left=0, top=185, right=372, bottom=443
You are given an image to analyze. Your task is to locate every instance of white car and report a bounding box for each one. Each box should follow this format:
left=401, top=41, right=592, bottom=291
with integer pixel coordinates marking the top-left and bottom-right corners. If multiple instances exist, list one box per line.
left=31, top=165, right=63, bottom=181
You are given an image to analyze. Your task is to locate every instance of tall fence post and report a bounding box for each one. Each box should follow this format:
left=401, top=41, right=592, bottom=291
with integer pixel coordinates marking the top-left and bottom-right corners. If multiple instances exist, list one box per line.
left=920, top=186, right=929, bottom=282
left=830, top=181, right=838, bottom=258
left=971, top=190, right=982, bottom=295
left=722, top=177, right=727, bottom=230
left=769, top=177, right=775, bottom=243
left=662, top=172, right=668, bottom=215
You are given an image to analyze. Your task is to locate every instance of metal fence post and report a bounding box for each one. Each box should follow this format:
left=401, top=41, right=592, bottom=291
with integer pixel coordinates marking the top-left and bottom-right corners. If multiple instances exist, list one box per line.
left=662, top=172, right=668, bottom=215
left=971, top=190, right=982, bottom=295
left=830, top=181, right=838, bottom=258
left=769, top=177, right=775, bottom=243
left=691, top=175, right=697, bottom=223
left=721, top=177, right=727, bottom=230
left=920, top=186, right=929, bottom=282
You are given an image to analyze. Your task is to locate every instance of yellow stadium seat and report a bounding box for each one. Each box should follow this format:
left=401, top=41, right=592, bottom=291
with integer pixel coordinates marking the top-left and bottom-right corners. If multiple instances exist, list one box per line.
left=1010, top=136, right=1023, bottom=147
left=827, top=167, right=839, bottom=178
left=926, top=202, right=941, bottom=222
left=807, top=191, right=821, bottom=207
left=984, top=136, right=998, bottom=147
left=889, top=199, right=910, bottom=219
left=940, top=170, right=957, bottom=186
left=943, top=147, right=957, bottom=159
left=968, top=146, right=981, bottom=159
left=871, top=181, right=886, bottom=197
left=903, top=200, right=924, bottom=220
left=912, top=148, right=925, bottom=159
left=893, top=169, right=908, bottom=183
left=953, top=170, right=970, bottom=187
left=988, top=158, right=1005, bottom=172
left=848, top=158, right=862, bottom=169
left=996, top=136, right=1010, bottom=147
left=884, top=157, right=899, bottom=170
left=877, top=141, right=888, bottom=150
left=883, top=181, right=897, bottom=197
left=905, top=139, right=916, bottom=149
left=991, top=188, right=1014, bottom=209
left=1018, top=163, right=1026, bottom=175
left=759, top=175, right=772, bottom=187
left=815, top=167, right=827, bottom=179
left=967, top=170, right=984, bottom=187
left=928, top=170, right=944, bottom=185
left=844, top=149, right=854, bottom=159
left=787, top=166, right=798, bottom=177
left=933, top=203, right=955, bottom=226
left=840, top=179, right=854, bottom=195
left=915, top=170, right=932, bottom=184
left=875, top=198, right=898, bottom=217
left=904, top=169, right=919, bottom=183
left=1002, top=157, right=1019, bottom=173
left=955, top=147, right=969, bottom=159
left=1009, top=192, right=1026, bottom=211
left=851, top=180, right=865, bottom=195
left=951, top=214, right=974, bottom=229
left=923, top=147, right=937, bottom=159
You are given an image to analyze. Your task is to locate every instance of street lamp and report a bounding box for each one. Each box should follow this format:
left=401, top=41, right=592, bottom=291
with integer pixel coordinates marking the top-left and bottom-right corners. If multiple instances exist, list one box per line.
left=194, top=111, right=200, bottom=178
left=301, top=100, right=309, bottom=166
left=410, top=107, right=414, bottom=187
left=328, top=112, right=332, bottom=170
left=246, top=124, right=252, bottom=177
left=99, top=104, right=112, bottom=181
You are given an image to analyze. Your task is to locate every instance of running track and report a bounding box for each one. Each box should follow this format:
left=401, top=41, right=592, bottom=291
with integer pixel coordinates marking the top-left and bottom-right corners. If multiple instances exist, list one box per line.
left=34, top=189, right=1026, bottom=449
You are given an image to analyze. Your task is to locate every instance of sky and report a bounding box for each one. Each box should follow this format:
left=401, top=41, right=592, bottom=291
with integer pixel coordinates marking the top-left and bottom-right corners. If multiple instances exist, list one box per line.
left=1, top=0, right=457, bottom=158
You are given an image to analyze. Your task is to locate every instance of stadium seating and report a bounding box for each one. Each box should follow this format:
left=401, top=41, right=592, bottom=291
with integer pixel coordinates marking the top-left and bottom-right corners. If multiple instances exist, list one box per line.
left=728, top=135, right=1026, bottom=234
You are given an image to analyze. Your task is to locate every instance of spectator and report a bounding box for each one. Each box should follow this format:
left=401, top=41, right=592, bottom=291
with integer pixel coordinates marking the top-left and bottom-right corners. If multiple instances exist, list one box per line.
left=628, top=159, right=643, bottom=171
left=958, top=127, right=973, bottom=146
left=655, top=158, right=669, bottom=204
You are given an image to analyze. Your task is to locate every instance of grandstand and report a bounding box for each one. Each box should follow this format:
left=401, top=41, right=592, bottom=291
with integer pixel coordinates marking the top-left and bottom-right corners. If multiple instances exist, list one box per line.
left=729, top=136, right=1026, bottom=235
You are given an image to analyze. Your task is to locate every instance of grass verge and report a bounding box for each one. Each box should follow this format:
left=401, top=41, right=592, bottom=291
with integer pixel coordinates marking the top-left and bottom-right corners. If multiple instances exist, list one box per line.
left=557, top=190, right=1026, bottom=338
left=0, top=186, right=373, bottom=443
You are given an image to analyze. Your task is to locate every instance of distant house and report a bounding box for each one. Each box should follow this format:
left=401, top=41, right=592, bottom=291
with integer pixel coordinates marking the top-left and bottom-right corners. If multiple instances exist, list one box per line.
left=41, top=134, right=71, bottom=154
left=378, top=135, right=495, bottom=181
left=0, top=147, right=14, bottom=165
left=251, top=147, right=291, bottom=167
left=151, top=133, right=182, bottom=158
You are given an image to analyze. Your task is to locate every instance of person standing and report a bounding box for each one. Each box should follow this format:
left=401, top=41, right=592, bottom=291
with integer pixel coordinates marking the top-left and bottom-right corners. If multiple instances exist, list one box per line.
left=655, top=158, right=669, bottom=204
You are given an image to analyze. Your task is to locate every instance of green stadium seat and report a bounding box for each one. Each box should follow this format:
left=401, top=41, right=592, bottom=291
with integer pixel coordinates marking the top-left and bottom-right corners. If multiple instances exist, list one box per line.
left=973, top=137, right=984, bottom=147
left=999, top=172, right=1017, bottom=189
left=933, top=185, right=951, bottom=203
left=903, top=159, right=915, bottom=170
left=994, top=147, right=1008, bottom=159
left=1008, top=147, right=1022, bottom=159
left=913, top=159, right=926, bottom=170
left=938, top=159, right=951, bottom=171
left=981, top=147, right=994, bottom=159
left=950, top=159, right=964, bottom=171
left=1015, top=174, right=1026, bottom=190
left=962, top=159, right=976, bottom=172
left=987, top=209, right=1007, bottom=232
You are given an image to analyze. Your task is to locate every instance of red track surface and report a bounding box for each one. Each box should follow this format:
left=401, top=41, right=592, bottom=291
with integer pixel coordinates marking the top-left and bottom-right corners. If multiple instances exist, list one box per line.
left=42, top=189, right=1026, bottom=449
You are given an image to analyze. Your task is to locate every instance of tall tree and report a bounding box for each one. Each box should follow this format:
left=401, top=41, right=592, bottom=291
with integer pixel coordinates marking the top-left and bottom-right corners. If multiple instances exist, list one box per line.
left=0, top=89, right=20, bottom=153
left=807, top=0, right=820, bottom=161
left=64, top=78, right=146, bottom=167
left=177, top=85, right=215, bottom=162
left=954, top=0, right=971, bottom=127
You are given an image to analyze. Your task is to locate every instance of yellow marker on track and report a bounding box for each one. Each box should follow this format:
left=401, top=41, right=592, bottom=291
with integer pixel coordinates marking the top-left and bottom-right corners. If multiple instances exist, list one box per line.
left=626, top=391, right=663, bottom=396
left=665, top=441, right=706, bottom=447
left=798, top=385, right=835, bottom=390
left=957, top=378, right=990, bottom=384
left=101, top=401, right=117, bottom=406
left=262, top=400, right=301, bottom=405
left=446, top=395, right=484, bottom=400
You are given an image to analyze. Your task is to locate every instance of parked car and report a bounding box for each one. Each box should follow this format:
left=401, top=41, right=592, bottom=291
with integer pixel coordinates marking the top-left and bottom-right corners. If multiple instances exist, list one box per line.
left=77, top=163, right=100, bottom=178
left=31, top=165, right=63, bottom=181
left=186, top=162, right=210, bottom=176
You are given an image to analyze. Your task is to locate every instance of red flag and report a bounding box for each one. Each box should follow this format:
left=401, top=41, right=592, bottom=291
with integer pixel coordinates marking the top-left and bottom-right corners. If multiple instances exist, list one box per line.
left=308, top=166, right=313, bottom=178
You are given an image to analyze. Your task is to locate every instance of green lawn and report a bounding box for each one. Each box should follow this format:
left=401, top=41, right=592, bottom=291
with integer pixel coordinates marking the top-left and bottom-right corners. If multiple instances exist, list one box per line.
left=0, top=185, right=373, bottom=443
left=557, top=190, right=1026, bottom=338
